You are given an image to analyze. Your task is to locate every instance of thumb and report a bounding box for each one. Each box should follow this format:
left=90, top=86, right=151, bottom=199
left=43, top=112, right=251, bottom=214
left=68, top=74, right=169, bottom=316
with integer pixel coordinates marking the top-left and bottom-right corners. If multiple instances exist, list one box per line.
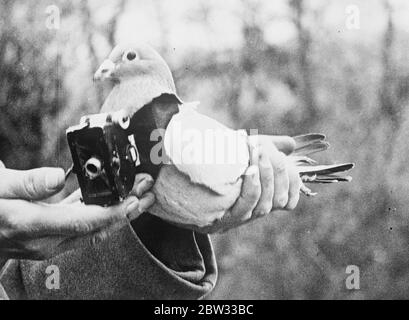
left=266, top=135, right=296, bottom=155
left=0, top=167, right=66, bottom=200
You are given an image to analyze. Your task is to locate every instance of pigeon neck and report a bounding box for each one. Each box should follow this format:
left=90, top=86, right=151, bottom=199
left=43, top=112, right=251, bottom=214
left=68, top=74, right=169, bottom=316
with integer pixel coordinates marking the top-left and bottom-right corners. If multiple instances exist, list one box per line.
left=100, top=76, right=178, bottom=115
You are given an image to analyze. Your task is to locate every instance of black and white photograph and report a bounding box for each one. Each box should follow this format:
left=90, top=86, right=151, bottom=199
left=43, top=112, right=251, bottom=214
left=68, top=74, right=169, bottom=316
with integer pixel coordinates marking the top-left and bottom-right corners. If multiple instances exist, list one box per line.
left=0, top=0, right=407, bottom=305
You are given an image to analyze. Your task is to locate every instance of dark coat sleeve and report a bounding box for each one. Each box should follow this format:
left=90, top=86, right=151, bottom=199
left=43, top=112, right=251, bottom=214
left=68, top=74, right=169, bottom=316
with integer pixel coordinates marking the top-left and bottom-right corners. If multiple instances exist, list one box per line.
left=0, top=214, right=217, bottom=300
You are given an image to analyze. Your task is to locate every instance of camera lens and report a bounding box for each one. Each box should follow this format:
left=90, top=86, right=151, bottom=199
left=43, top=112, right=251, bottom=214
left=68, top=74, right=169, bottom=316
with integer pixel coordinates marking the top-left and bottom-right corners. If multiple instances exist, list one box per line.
left=85, top=157, right=102, bottom=180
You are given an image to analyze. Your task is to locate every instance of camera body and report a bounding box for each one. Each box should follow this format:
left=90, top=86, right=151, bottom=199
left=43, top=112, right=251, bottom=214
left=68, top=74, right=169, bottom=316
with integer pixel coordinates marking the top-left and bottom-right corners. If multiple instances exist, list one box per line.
left=66, top=94, right=181, bottom=207
left=66, top=112, right=140, bottom=206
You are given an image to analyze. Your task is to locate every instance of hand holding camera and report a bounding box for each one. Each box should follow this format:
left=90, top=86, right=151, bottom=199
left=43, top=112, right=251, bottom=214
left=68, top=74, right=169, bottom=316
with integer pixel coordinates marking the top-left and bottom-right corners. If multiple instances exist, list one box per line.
left=0, top=160, right=155, bottom=261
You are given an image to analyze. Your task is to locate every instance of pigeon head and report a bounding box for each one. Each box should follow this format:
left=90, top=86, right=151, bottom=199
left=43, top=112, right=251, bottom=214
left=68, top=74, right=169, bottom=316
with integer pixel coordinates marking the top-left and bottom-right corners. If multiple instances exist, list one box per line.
left=94, top=43, right=181, bottom=114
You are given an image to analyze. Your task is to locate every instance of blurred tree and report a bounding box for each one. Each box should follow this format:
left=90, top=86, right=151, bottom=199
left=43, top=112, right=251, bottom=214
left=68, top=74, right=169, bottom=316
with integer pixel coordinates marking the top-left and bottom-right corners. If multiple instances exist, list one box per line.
left=289, top=0, right=318, bottom=128
left=380, top=0, right=398, bottom=128
left=0, top=0, right=65, bottom=169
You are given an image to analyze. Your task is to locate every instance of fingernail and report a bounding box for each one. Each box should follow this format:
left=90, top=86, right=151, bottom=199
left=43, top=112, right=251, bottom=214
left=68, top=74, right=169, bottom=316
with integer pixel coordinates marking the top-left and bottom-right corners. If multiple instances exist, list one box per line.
left=125, top=196, right=140, bottom=217
left=137, top=202, right=150, bottom=214
left=277, top=196, right=289, bottom=209
left=45, top=168, right=65, bottom=191
left=136, top=177, right=154, bottom=196
left=140, top=178, right=154, bottom=189
left=137, top=203, right=145, bottom=214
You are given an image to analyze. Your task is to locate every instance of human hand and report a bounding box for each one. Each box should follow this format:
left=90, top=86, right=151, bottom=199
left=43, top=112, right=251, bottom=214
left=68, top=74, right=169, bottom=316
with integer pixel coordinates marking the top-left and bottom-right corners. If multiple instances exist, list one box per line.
left=197, top=135, right=302, bottom=234
left=0, top=160, right=155, bottom=260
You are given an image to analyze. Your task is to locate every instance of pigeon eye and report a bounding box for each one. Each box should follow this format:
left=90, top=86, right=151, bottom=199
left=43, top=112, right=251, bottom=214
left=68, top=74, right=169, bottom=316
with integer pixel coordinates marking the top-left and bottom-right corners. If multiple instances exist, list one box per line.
left=125, top=51, right=137, bottom=61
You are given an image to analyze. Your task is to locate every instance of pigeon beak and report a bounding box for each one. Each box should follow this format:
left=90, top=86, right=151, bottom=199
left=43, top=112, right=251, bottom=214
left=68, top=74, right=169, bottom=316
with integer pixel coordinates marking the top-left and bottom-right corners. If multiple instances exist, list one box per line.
left=93, top=59, right=116, bottom=82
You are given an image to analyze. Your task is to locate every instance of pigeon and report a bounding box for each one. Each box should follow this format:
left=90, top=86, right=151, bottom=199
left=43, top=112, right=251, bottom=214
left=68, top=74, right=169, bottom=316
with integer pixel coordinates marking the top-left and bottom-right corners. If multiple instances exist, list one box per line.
left=151, top=103, right=354, bottom=227
left=93, top=43, right=354, bottom=229
left=94, top=42, right=182, bottom=114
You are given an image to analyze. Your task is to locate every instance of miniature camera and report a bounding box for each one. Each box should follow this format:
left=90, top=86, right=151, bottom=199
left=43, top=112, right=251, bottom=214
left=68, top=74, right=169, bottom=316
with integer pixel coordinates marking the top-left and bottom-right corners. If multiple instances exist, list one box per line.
left=66, top=112, right=141, bottom=206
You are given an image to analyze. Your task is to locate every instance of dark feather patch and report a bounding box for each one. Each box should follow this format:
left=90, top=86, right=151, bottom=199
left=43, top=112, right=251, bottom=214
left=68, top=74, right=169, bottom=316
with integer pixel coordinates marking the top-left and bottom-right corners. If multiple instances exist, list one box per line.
left=293, top=133, right=326, bottom=145
left=293, top=141, right=330, bottom=156
left=298, top=163, right=355, bottom=175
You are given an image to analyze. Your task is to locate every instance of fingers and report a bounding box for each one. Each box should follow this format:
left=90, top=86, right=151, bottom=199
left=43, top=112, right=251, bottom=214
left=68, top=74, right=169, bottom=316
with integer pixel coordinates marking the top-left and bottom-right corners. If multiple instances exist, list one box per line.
left=268, top=136, right=296, bottom=155
left=127, top=192, right=155, bottom=221
left=252, top=151, right=274, bottom=218
left=286, top=165, right=302, bottom=210
left=0, top=168, right=65, bottom=200
left=41, top=197, right=138, bottom=236
left=59, top=174, right=155, bottom=223
left=268, top=152, right=301, bottom=211
left=62, top=174, right=155, bottom=206
left=224, top=166, right=260, bottom=230
left=269, top=150, right=290, bottom=209
left=0, top=196, right=139, bottom=239
left=253, top=140, right=301, bottom=214
left=266, top=137, right=301, bottom=210
left=130, top=174, right=154, bottom=198
left=230, top=143, right=261, bottom=222
left=125, top=173, right=155, bottom=221
left=138, top=192, right=155, bottom=213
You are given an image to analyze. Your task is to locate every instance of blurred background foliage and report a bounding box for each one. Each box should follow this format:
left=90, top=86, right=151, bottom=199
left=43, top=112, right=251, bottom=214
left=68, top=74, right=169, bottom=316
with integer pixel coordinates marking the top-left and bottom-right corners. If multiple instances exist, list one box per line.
left=1, top=0, right=409, bottom=299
